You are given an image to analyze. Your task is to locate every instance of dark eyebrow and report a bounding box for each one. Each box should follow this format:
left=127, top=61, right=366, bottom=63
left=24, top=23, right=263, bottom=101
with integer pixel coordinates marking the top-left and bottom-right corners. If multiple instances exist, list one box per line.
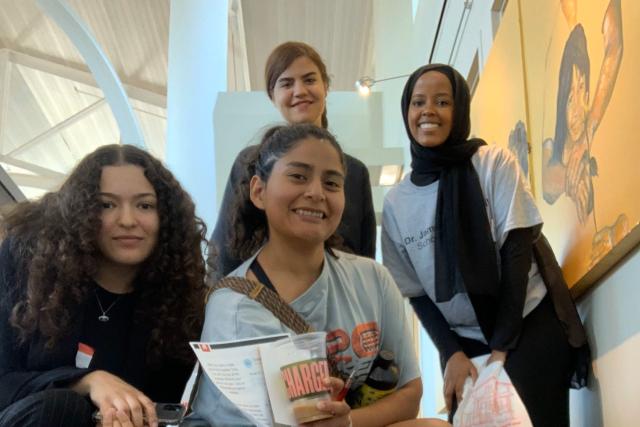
left=286, top=162, right=345, bottom=180
left=325, top=170, right=345, bottom=181
left=99, top=192, right=156, bottom=199
left=277, top=71, right=318, bottom=82
left=412, top=92, right=452, bottom=98
left=286, top=161, right=312, bottom=170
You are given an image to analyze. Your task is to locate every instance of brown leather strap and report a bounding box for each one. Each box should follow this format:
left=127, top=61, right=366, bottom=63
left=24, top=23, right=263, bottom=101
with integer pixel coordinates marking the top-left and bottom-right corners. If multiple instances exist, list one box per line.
left=207, top=276, right=313, bottom=335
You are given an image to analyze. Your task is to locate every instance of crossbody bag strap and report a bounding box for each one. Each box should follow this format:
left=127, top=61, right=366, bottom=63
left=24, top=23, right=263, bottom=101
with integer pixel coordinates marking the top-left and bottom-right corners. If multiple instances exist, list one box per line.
left=207, top=276, right=313, bottom=335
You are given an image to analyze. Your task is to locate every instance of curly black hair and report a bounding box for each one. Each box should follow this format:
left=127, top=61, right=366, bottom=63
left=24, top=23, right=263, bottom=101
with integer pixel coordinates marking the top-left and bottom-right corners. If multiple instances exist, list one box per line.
left=2, top=144, right=207, bottom=363
left=229, top=124, right=347, bottom=261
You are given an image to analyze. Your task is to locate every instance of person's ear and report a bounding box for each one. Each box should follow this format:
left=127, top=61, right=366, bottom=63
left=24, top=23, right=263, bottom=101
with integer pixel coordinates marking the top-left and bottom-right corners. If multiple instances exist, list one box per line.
left=249, top=175, right=266, bottom=210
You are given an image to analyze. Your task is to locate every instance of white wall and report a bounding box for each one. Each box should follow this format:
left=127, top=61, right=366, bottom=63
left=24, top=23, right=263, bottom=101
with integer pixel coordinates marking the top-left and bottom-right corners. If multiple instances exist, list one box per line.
left=570, top=246, right=640, bottom=427
left=212, top=90, right=386, bottom=210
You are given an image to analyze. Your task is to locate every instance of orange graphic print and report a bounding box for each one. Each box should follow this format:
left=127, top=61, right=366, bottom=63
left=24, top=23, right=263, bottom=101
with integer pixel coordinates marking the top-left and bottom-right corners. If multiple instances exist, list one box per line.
left=352, top=322, right=380, bottom=358
left=327, top=329, right=351, bottom=364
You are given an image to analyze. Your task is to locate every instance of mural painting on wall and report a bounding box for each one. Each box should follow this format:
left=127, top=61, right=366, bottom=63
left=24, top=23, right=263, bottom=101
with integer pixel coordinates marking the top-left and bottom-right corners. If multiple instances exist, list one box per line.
left=473, top=0, right=639, bottom=291
left=529, top=0, right=640, bottom=289
left=541, top=0, right=625, bottom=270
left=469, top=0, right=530, bottom=182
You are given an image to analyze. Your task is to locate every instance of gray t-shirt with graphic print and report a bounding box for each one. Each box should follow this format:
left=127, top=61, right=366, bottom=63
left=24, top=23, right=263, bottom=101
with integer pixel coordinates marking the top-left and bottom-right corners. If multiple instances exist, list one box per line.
left=191, top=250, right=421, bottom=426
left=382, top=145, right=547, bottom=343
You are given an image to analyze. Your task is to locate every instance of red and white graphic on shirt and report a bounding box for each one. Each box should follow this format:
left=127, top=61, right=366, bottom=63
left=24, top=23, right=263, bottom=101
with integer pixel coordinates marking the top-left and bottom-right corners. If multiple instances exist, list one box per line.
left=351, top=322, right=380, bottom=358
left=326, top=322, right=380, bottom=363
left=327, top=329, right=351, bottom=364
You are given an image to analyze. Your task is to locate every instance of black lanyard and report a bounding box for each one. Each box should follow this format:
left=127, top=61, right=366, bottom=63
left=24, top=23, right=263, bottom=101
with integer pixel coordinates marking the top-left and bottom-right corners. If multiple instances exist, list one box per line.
left=249, top=259, right=278, bottom=295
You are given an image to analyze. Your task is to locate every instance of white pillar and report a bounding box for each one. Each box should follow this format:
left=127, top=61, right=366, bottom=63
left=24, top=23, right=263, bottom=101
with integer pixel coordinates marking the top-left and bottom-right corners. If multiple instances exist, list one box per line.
left=166, top=0, right=228, bottom=231
left=373, top=0, right=414, bottom=149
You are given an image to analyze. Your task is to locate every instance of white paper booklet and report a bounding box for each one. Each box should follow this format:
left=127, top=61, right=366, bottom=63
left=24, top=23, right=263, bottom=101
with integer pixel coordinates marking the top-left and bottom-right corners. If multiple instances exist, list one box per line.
left=190, top=334, right=296, bottom=427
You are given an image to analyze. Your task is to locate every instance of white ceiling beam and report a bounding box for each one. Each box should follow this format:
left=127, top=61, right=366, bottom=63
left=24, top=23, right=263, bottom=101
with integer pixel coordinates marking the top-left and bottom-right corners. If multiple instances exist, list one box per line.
left=0, top=163, right=26, bottom=202
left=4, top=48, right=166, bottom=108
left=0, top=156, right=66, bottom=180
left=8, top=173, right=63, bottom=191
left=0, top=50, right=11, bottom=154
left=7, top=98, right=106, bottom=158
left=36, top=0, right=145, bottom=148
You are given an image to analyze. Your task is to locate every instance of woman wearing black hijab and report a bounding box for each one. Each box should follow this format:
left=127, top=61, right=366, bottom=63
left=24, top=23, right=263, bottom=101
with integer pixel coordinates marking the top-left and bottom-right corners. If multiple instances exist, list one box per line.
left=381, top=64, right=589, bottom=426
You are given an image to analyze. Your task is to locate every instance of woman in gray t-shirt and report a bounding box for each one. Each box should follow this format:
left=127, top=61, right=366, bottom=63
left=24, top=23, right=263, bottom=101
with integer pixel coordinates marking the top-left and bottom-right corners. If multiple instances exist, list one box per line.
left=193, top=124, right=452, bottom=427
left=382, top=64, right=589, bottom=427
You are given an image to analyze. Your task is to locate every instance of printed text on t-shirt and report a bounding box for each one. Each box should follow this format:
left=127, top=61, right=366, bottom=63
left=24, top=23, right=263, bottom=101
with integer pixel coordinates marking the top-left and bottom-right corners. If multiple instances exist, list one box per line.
left=403, top=226, right=436, bottom=250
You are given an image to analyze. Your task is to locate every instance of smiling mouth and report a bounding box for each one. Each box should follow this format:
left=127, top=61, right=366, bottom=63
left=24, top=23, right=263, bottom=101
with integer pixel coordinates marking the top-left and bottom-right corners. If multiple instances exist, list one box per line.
left=294, top=208, right=326, bottom=219
left=419, top=123, right=440, bottom=129
left=291, top=100, right=312, bottom=108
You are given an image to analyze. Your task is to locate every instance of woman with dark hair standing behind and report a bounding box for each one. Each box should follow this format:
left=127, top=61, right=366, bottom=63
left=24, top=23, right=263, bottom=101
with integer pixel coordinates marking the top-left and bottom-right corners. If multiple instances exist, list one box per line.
left=209, top=41, right=376, bottom=280
left=0, top=144, right=207, bottom=427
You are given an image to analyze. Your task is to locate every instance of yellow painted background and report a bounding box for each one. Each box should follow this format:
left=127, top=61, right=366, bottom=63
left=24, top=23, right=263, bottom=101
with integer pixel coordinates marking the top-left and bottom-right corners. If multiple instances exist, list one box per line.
left=471, top=0, right=640, bottom=289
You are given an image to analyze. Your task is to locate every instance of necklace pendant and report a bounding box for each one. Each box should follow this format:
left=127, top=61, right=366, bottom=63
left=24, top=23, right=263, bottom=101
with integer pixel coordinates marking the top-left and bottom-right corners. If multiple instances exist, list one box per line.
left=98, top=314, right=110, bottom=322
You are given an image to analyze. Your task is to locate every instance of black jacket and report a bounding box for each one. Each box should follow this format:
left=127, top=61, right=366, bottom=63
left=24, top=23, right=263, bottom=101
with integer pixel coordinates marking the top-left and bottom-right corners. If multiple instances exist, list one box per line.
left=208, top=146, right=377, bottom=281
left=0, top=239, right=192, bottom=411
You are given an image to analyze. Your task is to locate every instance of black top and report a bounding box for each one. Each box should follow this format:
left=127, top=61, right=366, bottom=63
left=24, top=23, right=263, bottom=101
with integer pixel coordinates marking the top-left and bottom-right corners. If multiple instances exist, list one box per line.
left=208, top=146, right=377, bottom=282
left=0, top=239, right=193, bottom=411
left=409, top=228, right=534, bottom=360
left=80, top=286, right=136, bottom=382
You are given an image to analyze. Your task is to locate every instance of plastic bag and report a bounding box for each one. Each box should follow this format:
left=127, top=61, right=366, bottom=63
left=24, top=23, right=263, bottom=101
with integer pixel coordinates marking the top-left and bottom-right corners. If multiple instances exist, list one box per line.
left=453, top=355, right=532, bottom=427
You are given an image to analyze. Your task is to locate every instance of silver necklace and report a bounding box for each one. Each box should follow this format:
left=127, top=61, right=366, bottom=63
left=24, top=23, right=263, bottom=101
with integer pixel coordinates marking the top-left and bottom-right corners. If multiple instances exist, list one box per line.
left=94, top=289, right=122, bottom=322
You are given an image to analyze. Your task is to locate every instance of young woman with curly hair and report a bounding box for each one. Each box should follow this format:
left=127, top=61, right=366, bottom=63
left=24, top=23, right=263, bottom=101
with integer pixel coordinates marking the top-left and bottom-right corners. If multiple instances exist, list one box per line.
left=0, top=144, right=207, bottom=427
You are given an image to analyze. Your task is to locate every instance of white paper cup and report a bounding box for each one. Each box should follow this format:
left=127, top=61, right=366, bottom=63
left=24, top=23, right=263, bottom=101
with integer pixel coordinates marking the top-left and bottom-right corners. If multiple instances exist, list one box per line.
left=274, top=332, right=333, bottom=424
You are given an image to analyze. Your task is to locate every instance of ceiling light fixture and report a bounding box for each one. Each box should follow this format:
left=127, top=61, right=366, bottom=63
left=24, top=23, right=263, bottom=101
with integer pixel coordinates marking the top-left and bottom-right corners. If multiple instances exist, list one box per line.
left=355, top=74, right=411, bottom=97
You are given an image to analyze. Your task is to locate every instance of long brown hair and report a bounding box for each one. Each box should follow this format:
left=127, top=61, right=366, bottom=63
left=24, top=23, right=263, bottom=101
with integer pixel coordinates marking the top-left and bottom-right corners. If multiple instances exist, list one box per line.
left=264, top=41, right=332, bottom=129
left=2, top=144, right=207, bottom=363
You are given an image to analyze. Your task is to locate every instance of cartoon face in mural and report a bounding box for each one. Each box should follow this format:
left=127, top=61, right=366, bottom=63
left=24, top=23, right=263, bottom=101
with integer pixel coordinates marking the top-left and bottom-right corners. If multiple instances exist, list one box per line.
left=541, top=0, right=626, bottom=265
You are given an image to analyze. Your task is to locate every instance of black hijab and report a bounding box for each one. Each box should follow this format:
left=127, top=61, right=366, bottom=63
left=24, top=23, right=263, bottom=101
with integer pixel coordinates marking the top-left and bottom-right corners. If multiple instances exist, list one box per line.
left=401, top=64, right=500, bottom=304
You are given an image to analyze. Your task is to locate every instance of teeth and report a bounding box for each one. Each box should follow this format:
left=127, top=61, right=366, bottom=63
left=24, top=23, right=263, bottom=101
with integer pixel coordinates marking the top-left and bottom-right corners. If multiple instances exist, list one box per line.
left=296, top=209, right=324, bottom=219
left=419, top=123, right=438, bottom=129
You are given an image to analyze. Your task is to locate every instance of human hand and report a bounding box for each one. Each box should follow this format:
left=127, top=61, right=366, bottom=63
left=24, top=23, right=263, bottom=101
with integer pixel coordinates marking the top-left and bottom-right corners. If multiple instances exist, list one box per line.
left=73, top=370, right=157, bottom=427
left=486, top=350, right=507, bottom=366
left=564, top=141, right=594, bottom=222
left=564, top=140, right=588, bottom=199
left=99, top=408, right=138, bottom=427
left=574, top=167, right=593, bottom=223
left=443, top=352, right=478, bottom=412
left=302, top=377, right=352, bottom=427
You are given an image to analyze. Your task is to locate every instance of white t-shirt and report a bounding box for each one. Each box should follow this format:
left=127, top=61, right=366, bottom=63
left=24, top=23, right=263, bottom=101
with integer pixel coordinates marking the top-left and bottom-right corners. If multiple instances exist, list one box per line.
left=192, top=249, right=421, bottom=426
left=382, top=145, right=547, bottom=342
